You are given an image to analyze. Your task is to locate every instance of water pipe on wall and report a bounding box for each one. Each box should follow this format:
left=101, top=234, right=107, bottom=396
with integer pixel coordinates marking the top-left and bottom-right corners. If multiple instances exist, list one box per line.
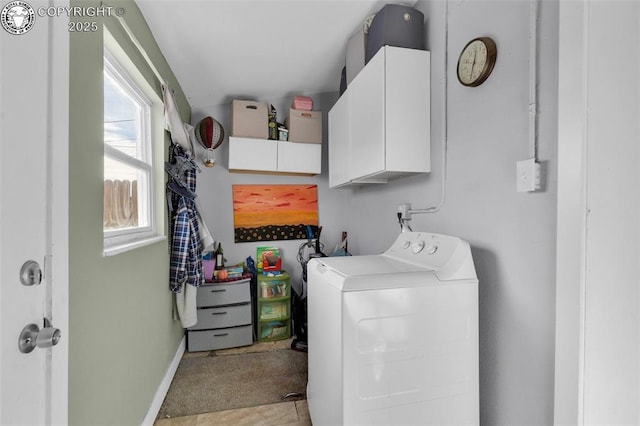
left=397, top=0, right=449, bottom=231
left=528, top=0, right=540, bottom=161
left=516, top=0, right=542, bottom=192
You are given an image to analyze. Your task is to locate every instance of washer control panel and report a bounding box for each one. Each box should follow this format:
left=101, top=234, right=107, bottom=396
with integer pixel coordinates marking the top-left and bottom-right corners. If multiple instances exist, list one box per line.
left=385, top=231, right=461, bottom=269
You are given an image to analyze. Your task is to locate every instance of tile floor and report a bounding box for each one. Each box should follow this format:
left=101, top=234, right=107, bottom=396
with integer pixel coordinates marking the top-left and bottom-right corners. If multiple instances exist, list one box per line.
left=155, top=338, right=311, bottom=425
left=154, top=400, right=311, bottom=426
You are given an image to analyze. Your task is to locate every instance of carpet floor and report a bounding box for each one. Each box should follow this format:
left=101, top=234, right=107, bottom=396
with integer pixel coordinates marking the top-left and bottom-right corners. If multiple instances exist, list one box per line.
left=157, top=343, right=308, bottom=419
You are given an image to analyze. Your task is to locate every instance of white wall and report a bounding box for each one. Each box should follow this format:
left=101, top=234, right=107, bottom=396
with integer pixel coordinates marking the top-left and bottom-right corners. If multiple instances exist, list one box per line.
left=344, top=1, right=559, bottom=424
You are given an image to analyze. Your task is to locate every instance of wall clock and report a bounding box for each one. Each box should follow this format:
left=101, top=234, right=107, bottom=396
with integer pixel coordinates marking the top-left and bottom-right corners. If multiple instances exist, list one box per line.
left=456, top=37, right=497, bottom=87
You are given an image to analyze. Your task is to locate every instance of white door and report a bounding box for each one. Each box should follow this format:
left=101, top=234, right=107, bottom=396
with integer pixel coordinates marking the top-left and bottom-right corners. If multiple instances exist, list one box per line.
left=555, top=1, right=640, bottom=424
left=0, top=1, right=69, bottom=424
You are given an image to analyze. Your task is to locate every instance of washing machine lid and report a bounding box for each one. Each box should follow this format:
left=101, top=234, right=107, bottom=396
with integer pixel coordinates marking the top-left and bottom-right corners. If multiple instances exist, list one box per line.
left=316, top=254, right=431, bottom=277
left=311, top=255, right=450, bottom=292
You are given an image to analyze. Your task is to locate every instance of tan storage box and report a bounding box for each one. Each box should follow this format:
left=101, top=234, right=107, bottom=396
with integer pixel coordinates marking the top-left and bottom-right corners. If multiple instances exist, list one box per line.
left=285, top=109, right=322, bottom=144
left=231, top=100, right=269, bottom=139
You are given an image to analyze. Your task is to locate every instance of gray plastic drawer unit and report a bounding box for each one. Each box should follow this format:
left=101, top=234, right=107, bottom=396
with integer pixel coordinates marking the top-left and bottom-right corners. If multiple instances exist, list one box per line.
left=186, top=278, right=253, bottom=352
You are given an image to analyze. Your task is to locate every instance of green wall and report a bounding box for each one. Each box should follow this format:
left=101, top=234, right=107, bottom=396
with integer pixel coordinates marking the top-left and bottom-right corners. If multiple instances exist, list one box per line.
left=68, top=1, right=189, bottom=424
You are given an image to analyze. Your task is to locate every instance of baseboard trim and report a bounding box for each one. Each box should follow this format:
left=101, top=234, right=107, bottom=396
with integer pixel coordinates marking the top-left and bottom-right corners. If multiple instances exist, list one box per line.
left=141, top=335, right=186, bottom=425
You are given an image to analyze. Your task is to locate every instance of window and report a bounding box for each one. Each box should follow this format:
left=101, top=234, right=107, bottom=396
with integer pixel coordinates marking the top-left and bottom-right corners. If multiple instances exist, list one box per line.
left=103, top=46, right=163, bottom=254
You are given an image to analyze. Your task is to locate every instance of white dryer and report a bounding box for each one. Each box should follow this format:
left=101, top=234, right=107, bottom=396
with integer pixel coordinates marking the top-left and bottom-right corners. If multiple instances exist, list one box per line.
left=307, top=231, right=479, bottom=426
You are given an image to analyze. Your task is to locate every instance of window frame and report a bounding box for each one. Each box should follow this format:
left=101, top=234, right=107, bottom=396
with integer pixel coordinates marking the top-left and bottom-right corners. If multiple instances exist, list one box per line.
left=103, top=43, right=163, bottom=255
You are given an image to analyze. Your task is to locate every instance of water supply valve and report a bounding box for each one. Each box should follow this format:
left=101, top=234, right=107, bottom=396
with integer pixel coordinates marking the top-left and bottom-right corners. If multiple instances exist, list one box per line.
left=397, top=203, right=413, bottom=233
left=397, top=203, right=412, bottom=220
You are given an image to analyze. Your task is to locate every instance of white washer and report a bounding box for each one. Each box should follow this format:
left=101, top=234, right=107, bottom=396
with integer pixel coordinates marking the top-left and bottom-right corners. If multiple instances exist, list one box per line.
left=307, top=232, right=479, bottom=426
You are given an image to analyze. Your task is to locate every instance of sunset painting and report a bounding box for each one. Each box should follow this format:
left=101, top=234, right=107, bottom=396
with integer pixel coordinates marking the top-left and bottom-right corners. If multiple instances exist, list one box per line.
left=232, top=184, right=319, bottom=243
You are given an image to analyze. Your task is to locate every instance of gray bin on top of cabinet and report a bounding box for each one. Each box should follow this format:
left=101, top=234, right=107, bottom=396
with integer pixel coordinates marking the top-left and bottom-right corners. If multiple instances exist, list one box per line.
left=366, top=4, right=424, bottom=63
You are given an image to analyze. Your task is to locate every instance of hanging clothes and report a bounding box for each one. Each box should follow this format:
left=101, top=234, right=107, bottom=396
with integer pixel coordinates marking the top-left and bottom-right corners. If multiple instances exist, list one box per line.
left=169, top=193, right=202, bottom=290
left=168, top=144, right=203, bottom=328
left=162, top=82, right=193, bottom=154
left=162, top=81, right=215, bottom=328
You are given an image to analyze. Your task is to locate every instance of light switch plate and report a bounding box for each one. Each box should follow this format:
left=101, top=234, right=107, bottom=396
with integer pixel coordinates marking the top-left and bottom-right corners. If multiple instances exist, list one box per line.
left=516, top=158, right=541, bottom=192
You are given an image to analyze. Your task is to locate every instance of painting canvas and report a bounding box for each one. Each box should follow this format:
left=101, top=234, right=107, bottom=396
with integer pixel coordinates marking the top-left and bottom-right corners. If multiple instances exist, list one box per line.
left=232, top=184, right=319, bottom=243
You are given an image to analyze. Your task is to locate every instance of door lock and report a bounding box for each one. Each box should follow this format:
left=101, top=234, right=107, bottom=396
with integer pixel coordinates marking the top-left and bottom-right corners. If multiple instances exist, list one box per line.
left=20, top=260, right=42, bottom=286
left=18, top=318, right=61, bottom=354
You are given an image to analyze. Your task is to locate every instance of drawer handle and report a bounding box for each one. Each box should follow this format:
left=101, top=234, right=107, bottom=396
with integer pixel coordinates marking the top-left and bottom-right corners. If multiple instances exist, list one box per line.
left=211, top=311, right=227, bottom=315
left=213, top=333, right=229, bottom=337
left=210, top=289, right=227, bottom=293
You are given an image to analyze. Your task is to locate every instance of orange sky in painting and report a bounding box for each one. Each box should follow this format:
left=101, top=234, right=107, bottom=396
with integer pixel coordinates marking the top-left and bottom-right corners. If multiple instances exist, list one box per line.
left=232, top=184, right=318, bottom=228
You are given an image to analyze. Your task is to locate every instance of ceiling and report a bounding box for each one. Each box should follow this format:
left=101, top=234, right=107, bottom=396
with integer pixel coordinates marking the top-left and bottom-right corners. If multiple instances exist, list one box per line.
left=136, top=0, right=416, bottom=109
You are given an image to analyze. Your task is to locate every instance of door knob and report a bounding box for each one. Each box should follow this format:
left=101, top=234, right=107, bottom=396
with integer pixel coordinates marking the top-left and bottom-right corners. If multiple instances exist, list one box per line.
left=18, top=319, right=61, bottom=354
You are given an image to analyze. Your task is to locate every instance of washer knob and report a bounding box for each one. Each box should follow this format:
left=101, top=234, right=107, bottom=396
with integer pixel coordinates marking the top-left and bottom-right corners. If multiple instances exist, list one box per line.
left=411, top=241, right=425, bottom=254
left=402, top=241, right=411, bottom=249
left=426, top=245, right=438, bottom=255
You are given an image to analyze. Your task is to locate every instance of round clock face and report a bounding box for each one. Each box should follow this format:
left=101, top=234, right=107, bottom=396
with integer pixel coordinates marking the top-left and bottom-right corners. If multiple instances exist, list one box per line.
left=457, top=37, right=497, bottom=87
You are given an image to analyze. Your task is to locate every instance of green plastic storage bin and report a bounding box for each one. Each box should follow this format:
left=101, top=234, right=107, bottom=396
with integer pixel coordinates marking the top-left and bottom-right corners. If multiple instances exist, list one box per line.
left=256, top=272, right=291, bottom=342
left=258, top=299, right=291, bottom=321
left=258, top=320, right=291, bottom=342
left=257, top=273, right=290, bottom=299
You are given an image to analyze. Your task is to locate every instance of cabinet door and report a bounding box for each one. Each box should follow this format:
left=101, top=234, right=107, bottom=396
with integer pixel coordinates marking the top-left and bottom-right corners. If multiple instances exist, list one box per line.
left=277, top=141, right=321, bottom=174
left=385, top=47, right=431, bottom=173
left=228, top=137, right=277, bottom=172
left=349, top=47, right=385, bottom=180
left=328, top=93, right=351, bottom=187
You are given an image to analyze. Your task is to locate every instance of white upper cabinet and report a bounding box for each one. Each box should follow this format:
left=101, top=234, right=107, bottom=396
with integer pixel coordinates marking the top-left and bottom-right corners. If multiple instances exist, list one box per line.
left=277, top=140, right=321, bottom=174
left=328, top=46, right=430, bottom=188
left=328, top=94, right=350, bottom=187
left=228, top=137, right=321, bottom=175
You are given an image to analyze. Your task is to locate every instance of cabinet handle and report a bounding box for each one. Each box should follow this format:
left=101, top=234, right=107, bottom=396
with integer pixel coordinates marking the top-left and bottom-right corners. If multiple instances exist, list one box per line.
left=211, top=311, right=227, bottom=315
left=213, top=333, right=229, bottom=337
left=210, top=289, right=227, bottom=293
